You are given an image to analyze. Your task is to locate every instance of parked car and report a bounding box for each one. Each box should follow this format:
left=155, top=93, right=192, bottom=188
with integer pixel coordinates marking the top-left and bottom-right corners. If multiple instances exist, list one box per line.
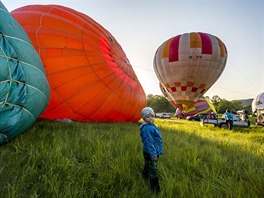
left=186, top=113, right=209, bottom=121
left=155, top=112, right=171, bottom=119
left=201, top=110, right=250, bottom=128
left=201, top=117, right=250, bottom=128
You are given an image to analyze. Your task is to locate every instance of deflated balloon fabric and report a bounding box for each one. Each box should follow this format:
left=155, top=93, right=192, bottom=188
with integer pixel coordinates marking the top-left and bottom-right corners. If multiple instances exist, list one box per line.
left=0, top=2, right=50, bottom=145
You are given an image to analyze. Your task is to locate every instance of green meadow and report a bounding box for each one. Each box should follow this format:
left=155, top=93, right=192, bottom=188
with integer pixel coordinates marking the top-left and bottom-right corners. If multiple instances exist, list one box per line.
left=0, top=119, right=263, bottom=198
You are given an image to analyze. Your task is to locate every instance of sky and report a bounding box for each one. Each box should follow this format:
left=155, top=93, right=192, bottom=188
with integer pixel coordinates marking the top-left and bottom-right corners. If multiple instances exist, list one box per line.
left=2, top=0, right=264, bottom=101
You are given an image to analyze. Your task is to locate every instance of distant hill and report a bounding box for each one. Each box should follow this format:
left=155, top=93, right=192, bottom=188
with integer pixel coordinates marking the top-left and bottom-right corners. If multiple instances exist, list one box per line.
left=233, top=98, right=253, bottom=107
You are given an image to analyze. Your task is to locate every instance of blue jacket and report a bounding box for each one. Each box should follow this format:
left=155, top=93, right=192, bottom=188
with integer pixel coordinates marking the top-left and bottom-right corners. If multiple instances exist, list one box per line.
left=138, top=122, right=163, bottom=159
left=225, top=112, right=233, bottom=120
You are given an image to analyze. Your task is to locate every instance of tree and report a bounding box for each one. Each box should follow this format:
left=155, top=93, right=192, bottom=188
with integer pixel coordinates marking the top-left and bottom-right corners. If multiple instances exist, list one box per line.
left=210, top=95, right=222, bottom=107
left=216, top=99, right=243, bottom=114
left=147, top=94, right=175, bottom=113
left=243, top=105, right=252, bottom=114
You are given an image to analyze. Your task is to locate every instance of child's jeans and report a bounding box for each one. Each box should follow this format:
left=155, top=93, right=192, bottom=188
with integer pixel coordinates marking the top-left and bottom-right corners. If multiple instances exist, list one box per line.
left=142, top=152, right=159, bottom=178
left=142, top=152, right=160, bottom=193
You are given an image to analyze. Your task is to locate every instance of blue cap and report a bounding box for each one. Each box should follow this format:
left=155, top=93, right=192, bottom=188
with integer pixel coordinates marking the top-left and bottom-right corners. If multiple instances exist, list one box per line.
left=141, top=107, right=155, bottom=119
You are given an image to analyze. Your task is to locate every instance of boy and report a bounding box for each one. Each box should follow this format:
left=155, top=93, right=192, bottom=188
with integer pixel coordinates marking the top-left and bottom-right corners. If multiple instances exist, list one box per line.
left=138, top=107, right=163, bottom=193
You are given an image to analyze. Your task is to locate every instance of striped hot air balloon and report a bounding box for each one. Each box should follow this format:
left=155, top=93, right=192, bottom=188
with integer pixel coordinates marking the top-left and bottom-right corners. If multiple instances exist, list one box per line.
left=154, top=32, right=227, bottom=109
left=183, top=96, right=216, bottom=117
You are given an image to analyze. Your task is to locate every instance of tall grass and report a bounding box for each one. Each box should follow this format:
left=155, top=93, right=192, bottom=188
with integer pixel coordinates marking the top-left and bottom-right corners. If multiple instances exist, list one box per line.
left=0, top=119, right=263, bottom=198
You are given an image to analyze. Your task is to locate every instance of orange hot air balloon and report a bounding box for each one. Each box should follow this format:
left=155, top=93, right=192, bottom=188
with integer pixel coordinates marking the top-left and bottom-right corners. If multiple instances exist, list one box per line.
left=154, top=32, right=227, bottom=108
left=11, top=5, right=146, bottom=122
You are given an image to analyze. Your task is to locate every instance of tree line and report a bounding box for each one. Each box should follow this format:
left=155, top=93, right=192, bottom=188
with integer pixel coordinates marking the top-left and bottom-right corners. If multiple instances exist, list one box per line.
left=147, top=94, right=252, bottom=115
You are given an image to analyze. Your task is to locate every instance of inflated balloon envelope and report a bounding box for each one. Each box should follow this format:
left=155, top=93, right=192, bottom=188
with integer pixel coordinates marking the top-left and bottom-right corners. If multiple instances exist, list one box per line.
left=0, top=2, right=50, bottom=145
left=252, top=92, right=264, bottom=112
left=160, top=83, right=216, bottom=117
left=11, top=4, right=146, bottom=122
left=154, top=32, right=227, bottom=109
left=159, top=82, right=180, bottom=109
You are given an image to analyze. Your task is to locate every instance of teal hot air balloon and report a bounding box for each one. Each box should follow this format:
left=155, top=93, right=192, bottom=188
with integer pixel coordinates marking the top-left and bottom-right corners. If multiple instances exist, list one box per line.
left=0, top=2, right=50, bottom=145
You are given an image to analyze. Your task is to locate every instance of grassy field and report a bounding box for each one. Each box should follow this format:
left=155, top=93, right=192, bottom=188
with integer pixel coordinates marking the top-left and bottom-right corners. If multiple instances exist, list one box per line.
left=0, top=118, right=263, bottom=198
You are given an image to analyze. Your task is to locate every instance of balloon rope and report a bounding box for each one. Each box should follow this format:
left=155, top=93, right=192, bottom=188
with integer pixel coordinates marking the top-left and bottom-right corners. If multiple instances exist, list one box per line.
left=0, top=7, right=8, bottom=14
left=0, top=133, right=8, bottom=143
left=0, top=50, right=48, bottom=105
left=0, top=53, right=47, bottom=78
left=0, top=101, right=35, bottom=119
left=0, top=34, right=45, bottom=116
left=3, top=34, right=32, bottom=46
left=0, top=34, right=12, bottom=107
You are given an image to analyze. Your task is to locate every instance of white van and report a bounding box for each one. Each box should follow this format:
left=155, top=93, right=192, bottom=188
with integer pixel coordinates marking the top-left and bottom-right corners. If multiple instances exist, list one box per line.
left=155, top=113, right=171, bottom=119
